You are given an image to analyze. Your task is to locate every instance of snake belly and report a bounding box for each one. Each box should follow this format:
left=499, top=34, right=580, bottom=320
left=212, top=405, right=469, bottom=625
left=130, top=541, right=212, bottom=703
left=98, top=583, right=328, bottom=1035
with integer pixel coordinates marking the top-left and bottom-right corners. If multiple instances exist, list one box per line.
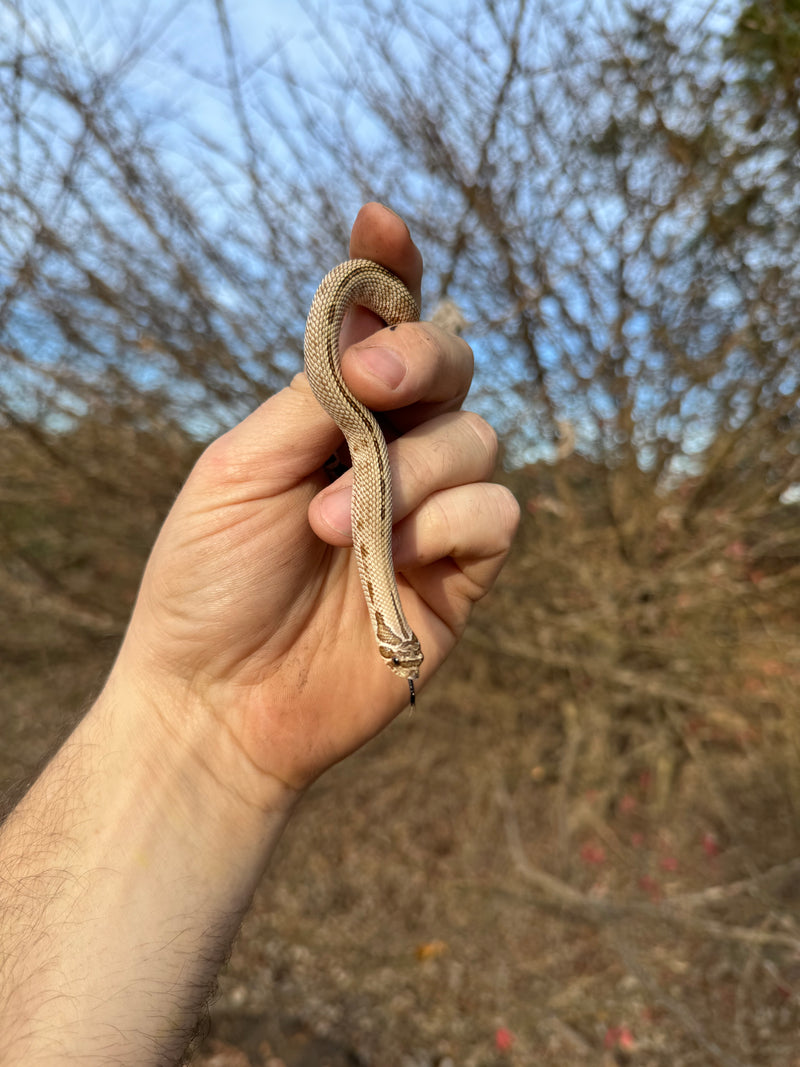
left=304, top=259, right=424, bottom=686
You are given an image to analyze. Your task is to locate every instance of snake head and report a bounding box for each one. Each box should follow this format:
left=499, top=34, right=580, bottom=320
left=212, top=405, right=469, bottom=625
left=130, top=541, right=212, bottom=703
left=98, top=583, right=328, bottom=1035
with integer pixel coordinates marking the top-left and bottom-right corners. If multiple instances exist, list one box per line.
left=380, top=636, right=424, bottom=680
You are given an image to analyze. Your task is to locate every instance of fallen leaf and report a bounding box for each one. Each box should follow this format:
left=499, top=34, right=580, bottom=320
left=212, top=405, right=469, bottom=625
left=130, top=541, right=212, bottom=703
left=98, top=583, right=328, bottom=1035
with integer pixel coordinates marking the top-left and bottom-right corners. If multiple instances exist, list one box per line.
left=415, top=939, right=448, bottom=962
left=495, top=1027, right=514, bottom=1052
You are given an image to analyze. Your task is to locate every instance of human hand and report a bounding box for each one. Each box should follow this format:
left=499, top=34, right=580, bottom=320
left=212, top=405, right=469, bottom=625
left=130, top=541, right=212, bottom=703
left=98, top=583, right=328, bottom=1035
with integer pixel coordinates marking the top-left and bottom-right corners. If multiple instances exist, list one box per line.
left=114, top=203, right=519, bottom=798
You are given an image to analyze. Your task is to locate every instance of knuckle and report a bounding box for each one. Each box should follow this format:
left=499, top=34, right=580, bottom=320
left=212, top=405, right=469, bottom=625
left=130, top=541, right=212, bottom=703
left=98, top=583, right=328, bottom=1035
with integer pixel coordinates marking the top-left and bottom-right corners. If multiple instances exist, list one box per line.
left=415, top=320, right=473, bottom=364
left=492, top=484, right=522, bottom=538
left=195, top=430, right=244, bottom=485
left=461, top=410, right=499, bottom=467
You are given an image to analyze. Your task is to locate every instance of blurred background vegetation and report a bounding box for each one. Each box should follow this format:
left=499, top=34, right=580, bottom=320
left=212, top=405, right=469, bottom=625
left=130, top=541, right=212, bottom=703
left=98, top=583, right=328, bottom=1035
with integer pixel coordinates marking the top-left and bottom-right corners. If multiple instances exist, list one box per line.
left=1, top=0, right=799, bottom=1064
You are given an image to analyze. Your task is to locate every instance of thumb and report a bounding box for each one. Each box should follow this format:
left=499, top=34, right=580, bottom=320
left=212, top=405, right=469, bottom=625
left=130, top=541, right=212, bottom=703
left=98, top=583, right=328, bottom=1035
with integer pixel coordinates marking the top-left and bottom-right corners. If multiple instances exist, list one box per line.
left=197, top=375, right=342, bottom=499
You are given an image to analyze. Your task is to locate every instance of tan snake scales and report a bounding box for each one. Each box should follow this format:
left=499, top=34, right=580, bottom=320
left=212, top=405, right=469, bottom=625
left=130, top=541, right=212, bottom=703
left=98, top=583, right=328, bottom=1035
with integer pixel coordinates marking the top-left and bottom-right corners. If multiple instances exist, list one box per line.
left=304, top=259, right=424, bottom=705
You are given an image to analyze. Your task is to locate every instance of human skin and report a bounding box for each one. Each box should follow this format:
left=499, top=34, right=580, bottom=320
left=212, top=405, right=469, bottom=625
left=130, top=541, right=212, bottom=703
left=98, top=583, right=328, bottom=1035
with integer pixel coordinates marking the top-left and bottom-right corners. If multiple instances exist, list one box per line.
left=0, top=203, right=520, bottom=1066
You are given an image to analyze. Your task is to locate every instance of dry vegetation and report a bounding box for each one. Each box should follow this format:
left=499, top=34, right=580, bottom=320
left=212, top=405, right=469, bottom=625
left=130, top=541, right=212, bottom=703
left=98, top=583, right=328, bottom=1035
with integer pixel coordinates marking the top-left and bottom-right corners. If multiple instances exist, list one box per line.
left=2, top=0, right=800, bottom=1064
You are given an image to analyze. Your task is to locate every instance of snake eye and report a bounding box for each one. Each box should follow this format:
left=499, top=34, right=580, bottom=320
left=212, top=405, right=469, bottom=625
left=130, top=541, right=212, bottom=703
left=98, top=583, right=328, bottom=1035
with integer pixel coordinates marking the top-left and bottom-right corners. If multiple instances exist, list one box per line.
left=392, top=656, right=401, bottom=666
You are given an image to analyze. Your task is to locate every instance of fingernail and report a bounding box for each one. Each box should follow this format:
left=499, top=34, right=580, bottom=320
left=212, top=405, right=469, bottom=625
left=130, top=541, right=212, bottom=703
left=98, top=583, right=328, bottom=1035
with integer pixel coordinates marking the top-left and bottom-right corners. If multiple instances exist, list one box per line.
left=320, top=485, right=351, bottom=535
left=355, top=345, right=407, bottom=389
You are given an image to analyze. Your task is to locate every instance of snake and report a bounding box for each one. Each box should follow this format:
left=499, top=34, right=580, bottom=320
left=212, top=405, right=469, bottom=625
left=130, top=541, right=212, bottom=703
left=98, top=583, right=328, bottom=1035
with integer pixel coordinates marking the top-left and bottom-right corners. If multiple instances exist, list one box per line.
left=304, top=259, right=424, bottom=706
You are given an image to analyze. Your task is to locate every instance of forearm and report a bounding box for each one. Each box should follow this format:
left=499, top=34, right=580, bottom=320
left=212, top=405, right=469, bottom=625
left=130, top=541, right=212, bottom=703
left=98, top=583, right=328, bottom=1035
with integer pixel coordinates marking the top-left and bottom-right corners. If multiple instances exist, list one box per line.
left=0, top=664, right=295, bottom=1067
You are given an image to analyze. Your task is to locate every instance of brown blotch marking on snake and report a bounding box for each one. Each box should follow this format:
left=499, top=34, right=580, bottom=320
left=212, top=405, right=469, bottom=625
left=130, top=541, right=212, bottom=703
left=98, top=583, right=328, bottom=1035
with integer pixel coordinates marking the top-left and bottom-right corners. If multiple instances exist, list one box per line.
left=374, top=611, right=396, bottom=643
left=366, top=579, right=374, bottom=601
left=360, top=543, right=369, bottom=559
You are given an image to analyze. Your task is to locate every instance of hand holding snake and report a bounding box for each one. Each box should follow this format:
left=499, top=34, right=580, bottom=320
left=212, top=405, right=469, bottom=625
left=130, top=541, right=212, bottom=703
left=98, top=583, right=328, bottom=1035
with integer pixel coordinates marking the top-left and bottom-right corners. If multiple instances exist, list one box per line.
left=120, top=203, right=519, bottom=798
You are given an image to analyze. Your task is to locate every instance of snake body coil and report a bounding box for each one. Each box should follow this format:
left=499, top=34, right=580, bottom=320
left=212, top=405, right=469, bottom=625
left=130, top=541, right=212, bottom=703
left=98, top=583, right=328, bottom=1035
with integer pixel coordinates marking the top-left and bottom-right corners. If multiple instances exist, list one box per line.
left=304, top=259, right=424, bottom=700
